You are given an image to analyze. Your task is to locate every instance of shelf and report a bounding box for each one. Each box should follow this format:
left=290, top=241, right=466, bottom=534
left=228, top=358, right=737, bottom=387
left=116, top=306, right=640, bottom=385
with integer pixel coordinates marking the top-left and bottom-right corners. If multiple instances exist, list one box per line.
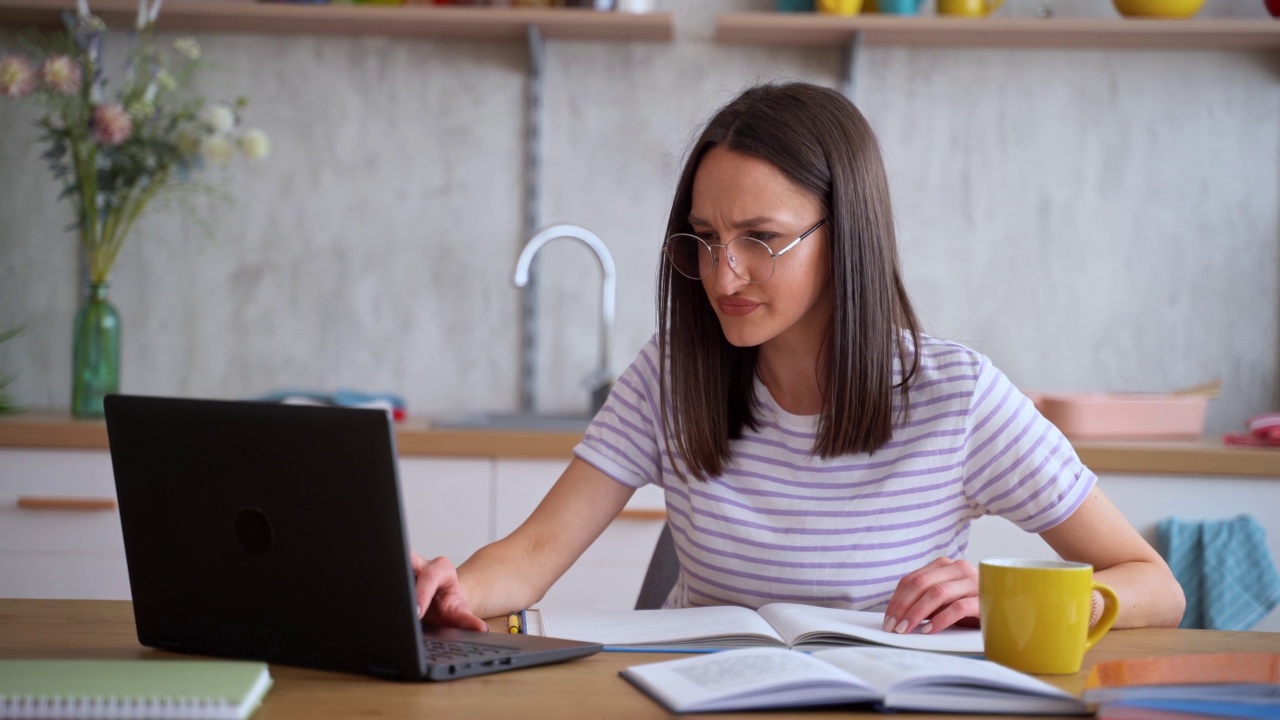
left=716, top=12, right=1280, bottom=51
left=0, top=0, right=674, bottom=42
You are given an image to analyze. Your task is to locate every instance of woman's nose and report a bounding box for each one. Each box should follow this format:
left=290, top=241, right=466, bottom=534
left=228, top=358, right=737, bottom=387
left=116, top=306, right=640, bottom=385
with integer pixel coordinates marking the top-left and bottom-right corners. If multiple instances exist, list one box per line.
left=705, top=246, right=748, bottom=293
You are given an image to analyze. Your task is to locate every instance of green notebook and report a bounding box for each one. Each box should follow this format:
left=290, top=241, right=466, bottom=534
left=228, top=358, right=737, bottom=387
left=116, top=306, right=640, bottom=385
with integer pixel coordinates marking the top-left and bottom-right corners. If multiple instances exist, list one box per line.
left=0, top=659, right=272, bottom=719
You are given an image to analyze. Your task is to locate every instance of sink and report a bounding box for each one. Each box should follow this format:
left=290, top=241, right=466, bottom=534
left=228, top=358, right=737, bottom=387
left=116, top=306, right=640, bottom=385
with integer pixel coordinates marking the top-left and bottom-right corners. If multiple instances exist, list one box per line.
left=433, top=412, right=593, bottom=433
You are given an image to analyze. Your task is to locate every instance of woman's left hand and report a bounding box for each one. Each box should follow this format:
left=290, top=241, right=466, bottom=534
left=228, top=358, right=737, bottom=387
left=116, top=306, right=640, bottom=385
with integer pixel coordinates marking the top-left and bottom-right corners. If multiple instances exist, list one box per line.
left=882, top=557, right=981, bottom=635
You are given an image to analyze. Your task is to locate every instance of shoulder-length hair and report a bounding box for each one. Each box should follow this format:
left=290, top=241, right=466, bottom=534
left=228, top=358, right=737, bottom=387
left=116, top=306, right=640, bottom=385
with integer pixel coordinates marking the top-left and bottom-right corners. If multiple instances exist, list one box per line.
left=657, top=81, right=922, bottom=481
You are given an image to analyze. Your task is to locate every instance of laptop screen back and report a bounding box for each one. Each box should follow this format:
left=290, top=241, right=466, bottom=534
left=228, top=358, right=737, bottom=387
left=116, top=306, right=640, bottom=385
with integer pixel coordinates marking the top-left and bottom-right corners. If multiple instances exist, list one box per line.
left=105, top=395, right=428, bottom=678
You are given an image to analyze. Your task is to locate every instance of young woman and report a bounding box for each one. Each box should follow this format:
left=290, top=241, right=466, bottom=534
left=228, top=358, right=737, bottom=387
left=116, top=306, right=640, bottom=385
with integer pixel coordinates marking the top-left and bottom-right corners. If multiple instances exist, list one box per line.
left=413, top=81, right=1185, bottom=635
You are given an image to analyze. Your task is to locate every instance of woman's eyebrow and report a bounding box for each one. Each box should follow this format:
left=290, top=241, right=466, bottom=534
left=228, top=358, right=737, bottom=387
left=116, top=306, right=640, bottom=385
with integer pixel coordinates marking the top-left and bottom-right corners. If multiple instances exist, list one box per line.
left=687, top=215, right=778, bottom=229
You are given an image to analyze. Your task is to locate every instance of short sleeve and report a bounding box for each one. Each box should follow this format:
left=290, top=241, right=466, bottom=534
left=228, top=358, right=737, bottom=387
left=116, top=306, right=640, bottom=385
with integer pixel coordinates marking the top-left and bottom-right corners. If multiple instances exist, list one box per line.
left=573, top=335, right=665, bottom=490
left=962, top=355, right=1096, bottom=533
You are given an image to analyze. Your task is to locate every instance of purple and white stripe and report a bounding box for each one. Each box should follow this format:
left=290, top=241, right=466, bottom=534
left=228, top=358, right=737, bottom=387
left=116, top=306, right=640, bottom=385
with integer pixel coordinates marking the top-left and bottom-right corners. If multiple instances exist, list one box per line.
left=575, top=333, right=1096, bottom=612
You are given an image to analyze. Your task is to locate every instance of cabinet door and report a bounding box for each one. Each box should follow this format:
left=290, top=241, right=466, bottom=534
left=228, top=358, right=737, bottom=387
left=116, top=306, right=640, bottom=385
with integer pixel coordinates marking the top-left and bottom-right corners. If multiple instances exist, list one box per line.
left=397, top=457, right=492, bottom=567
left=0, top=448, right=130, bottom=599
left=494, top=459, right=665, bottom=611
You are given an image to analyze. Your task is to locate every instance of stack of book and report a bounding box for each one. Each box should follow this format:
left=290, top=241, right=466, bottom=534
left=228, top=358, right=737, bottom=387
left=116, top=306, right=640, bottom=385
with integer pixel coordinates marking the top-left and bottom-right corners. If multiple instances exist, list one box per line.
left=1083, top=653, right=1280, bottom=720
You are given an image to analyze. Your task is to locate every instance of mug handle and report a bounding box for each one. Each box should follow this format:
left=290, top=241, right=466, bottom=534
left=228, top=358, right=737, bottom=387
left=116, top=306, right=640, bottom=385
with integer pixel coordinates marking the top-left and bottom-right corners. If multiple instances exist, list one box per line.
left=985, top=0, right=1004, bottom=14
left=1084, top=582, right=1119, bottom=651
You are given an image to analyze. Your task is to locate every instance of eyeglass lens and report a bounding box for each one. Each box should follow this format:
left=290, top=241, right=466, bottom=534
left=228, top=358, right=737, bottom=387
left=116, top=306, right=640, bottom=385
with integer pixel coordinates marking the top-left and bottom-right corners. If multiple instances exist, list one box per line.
left=665, top=235, right=777, bottom=283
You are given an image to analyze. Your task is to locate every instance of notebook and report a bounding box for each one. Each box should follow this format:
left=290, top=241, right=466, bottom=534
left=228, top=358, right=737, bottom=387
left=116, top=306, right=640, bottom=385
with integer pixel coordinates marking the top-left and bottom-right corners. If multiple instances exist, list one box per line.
left=103, top=394, right=602, bottom=681
left=0, top=659, right=270, bottom=719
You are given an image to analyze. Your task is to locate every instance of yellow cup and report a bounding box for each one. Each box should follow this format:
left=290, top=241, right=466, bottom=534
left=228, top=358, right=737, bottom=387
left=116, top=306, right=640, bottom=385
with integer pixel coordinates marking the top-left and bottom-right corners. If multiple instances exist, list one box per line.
left=937, top=0, right=1003, bottom=16
left=817, top=0, right=864, bottom=14
left=979, top=559, right=1118, bottom=675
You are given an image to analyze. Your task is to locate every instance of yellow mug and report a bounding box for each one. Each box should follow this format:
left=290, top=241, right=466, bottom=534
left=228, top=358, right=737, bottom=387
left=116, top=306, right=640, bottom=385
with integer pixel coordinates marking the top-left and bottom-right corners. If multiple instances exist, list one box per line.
left=816, top=0, right=864, bottom=14
left=937, top=0, right=1003, bottom=16
left=979, top=559, right=1118, bottom=675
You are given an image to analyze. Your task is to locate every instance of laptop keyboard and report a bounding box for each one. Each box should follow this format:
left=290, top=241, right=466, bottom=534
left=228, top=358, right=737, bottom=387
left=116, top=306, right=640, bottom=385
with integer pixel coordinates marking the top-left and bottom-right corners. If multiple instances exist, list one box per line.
left=423, top=638, right=519, bottom=664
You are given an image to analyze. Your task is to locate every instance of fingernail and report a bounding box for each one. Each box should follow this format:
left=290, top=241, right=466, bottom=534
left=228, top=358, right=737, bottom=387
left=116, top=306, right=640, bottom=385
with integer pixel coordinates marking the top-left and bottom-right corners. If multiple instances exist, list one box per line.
left=894, top=619, right=910, bottom=634
left=416, top=604, right=421, bottom=617
left=882, top=616, right=896, bottom=633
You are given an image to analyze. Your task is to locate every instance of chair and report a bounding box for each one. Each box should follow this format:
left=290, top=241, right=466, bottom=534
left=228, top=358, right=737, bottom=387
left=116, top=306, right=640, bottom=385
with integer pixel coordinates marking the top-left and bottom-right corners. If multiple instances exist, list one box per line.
left=634, top=522, right=679, bottom=610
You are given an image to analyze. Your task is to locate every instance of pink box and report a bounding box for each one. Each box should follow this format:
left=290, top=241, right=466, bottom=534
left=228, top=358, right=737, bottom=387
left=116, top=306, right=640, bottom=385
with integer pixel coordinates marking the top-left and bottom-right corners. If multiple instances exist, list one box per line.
left=1030, top=393, right=1210, bottom=441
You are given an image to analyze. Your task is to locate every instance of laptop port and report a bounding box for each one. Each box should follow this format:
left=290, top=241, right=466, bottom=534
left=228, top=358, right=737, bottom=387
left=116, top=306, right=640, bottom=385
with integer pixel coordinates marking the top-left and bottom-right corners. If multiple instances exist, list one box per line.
left=499, top=658, right=513, bottom=666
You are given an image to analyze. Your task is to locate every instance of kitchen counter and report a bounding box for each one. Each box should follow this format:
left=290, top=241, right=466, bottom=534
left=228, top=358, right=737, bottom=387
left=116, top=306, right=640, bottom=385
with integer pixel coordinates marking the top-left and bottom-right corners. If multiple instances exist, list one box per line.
left=2, top=410, right=1278, bottom=477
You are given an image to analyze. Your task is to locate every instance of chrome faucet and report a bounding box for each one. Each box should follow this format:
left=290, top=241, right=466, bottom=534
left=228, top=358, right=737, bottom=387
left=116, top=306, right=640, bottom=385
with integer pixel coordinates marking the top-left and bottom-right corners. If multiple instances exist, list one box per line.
left=513, top=224, right=616, bottom=414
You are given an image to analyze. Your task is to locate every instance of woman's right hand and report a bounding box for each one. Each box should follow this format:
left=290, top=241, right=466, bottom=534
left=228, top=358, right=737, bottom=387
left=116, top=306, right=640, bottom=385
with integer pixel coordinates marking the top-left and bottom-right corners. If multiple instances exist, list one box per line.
left=411, top=552, right=488, bottom=632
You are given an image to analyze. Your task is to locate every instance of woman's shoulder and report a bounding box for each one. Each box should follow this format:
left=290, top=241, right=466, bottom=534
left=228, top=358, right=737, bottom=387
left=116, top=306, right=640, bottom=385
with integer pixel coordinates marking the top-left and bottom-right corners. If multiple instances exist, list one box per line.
left=906, top=332, right=991, bottom=379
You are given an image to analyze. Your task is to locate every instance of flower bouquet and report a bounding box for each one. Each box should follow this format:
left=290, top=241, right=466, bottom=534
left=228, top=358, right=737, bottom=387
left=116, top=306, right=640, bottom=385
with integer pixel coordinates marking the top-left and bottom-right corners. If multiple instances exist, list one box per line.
left=0, top=0, right=268, bottom=416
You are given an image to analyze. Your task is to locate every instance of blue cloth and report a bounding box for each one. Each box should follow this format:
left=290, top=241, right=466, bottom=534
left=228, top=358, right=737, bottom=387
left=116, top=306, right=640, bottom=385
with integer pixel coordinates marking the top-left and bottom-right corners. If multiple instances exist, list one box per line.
left=1157, top=514, right=1280, bottom=631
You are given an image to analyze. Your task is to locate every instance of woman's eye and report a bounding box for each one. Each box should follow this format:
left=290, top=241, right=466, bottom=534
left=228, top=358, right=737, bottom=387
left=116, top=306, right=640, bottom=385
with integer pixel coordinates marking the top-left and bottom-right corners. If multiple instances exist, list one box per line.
left=749, top=232, right=777, bottom=243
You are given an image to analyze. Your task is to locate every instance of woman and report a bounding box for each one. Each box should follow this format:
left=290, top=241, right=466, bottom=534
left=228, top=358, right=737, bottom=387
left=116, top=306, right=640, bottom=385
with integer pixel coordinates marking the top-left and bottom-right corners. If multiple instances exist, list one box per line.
left=413, top=81, right=1185, bottom=635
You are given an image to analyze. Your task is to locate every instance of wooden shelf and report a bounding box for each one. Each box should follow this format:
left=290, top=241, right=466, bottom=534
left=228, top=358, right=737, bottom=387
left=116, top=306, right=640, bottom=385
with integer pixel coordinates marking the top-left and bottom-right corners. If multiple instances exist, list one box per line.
left=0, top=0, right=674, bottom=41
left=716, top=12, right=1280, bottom=51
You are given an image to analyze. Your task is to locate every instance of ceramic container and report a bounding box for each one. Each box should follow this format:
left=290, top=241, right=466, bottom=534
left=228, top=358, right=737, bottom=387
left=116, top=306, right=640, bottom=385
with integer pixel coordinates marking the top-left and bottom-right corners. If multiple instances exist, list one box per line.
left=1112, top=0, right=1206, bottom=18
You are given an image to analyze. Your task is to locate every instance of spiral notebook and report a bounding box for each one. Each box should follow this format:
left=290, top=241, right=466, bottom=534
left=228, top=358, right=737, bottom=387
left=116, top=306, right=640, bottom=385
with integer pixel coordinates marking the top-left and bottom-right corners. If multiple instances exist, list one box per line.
left=0, top=659, right=272, bottom=719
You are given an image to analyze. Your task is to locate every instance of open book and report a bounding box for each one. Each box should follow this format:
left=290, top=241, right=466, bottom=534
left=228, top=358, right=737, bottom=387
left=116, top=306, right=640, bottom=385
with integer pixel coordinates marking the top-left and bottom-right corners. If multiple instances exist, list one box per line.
left=526, top=603, right=982, bottom=653
left=621, top=646, right=1089, bottom=715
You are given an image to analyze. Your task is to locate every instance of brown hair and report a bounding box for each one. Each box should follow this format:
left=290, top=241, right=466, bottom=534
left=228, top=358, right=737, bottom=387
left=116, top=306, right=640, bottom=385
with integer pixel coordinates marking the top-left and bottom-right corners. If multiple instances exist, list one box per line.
left=657, top=81, right=921, bottom=481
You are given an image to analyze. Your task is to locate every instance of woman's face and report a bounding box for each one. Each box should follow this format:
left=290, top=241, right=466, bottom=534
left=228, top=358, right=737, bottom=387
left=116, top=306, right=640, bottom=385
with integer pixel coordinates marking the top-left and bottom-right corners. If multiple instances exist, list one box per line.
left=688, top=146, right=832, bottom=350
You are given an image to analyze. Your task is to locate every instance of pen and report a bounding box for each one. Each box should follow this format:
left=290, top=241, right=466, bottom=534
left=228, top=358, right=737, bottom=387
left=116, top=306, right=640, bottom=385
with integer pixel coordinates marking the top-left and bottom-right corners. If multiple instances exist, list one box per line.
left=519, top=609, right=527, bottom=635
left=507, top=613, right=520, bottom=634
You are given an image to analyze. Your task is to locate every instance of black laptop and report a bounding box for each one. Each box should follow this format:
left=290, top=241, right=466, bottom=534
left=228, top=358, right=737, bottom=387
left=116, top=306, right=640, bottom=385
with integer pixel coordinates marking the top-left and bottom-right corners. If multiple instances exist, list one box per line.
left=102, top=394, right=601, bottom=681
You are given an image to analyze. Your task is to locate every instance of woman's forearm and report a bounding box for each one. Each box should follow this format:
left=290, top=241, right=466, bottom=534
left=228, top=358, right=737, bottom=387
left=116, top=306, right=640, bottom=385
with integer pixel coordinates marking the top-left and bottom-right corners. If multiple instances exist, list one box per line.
left=1095, top=559, right=1186, bottom=629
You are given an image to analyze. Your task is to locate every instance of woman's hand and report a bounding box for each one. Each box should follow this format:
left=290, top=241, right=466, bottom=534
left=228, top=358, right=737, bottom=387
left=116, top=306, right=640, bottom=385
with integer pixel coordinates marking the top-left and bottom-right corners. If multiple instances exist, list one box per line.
left=882, top=557, right=981, bottom=635
left=411, top=552, right=488, bottom=632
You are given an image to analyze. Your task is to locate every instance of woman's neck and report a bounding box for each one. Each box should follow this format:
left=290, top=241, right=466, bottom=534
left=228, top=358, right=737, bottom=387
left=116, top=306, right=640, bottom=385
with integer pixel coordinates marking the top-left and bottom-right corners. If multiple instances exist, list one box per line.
left=755, top=335, right=828, bottom=416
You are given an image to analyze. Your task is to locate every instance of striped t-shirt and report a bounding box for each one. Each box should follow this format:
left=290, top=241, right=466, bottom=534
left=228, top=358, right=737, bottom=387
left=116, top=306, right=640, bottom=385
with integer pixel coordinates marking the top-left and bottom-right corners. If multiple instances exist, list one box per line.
left=574, top=332, right=1096, bottom=612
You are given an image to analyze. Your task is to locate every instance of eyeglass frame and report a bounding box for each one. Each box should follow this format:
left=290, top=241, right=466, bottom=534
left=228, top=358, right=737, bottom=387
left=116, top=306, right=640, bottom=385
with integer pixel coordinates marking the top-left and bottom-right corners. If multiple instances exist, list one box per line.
left=664, top=218, right=828, bottom=284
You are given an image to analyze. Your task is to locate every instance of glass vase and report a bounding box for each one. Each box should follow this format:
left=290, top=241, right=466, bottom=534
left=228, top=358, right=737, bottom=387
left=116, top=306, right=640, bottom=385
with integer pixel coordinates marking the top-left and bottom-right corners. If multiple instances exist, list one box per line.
left=71, top=281, right=120, bottom=418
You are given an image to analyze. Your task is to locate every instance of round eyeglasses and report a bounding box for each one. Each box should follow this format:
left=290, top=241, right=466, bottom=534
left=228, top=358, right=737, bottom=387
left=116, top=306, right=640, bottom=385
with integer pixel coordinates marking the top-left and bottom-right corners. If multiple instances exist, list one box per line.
left=664, top=219, right=826, bottom=284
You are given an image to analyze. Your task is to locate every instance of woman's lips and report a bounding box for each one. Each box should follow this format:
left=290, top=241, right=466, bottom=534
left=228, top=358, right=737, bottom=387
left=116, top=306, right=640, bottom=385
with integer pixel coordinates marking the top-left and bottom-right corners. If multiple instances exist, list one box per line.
left=717, top=298, right=761, bottom=316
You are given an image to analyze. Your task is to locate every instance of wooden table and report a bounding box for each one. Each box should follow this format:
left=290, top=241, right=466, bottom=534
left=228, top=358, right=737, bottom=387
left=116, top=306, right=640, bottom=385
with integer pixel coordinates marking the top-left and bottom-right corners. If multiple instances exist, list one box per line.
left=4, top=599, right=1280, bottom=719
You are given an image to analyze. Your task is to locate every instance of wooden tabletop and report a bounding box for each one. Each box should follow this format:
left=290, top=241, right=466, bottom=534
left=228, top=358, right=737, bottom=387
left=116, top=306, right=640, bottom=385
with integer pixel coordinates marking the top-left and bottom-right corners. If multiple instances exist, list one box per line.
left=4, top=410, right=1280, bottom=475
left=3, top=599, right=1280, bottom=719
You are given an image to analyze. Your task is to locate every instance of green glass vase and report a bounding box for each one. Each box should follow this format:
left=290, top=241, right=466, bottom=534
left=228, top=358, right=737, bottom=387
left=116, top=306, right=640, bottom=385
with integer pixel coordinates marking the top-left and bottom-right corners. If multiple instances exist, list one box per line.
left=71, top=281, right=120, bottom=418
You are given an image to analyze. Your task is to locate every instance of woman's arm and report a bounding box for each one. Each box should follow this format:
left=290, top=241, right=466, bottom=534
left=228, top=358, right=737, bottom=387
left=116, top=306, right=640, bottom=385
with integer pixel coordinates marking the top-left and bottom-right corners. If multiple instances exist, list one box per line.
left=884, top=486, right=1185, bottom=635
left=1038, top=486, right=1185, bottom=629
left=414, top=457, right=636, bottom=626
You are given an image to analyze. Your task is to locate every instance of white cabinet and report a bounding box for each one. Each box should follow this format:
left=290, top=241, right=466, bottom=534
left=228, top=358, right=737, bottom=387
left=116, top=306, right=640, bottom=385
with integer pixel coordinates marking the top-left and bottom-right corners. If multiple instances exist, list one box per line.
left=494, top=459, right=666, bottom=611
left=397, top=457, right=492, bottom=566
left=0, top=449, right=129, bottom=599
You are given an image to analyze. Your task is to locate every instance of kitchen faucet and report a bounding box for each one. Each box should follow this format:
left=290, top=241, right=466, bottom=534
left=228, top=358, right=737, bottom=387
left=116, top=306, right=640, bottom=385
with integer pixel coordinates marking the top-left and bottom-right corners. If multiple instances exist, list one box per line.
left=513, top=224, right=616, bottom=415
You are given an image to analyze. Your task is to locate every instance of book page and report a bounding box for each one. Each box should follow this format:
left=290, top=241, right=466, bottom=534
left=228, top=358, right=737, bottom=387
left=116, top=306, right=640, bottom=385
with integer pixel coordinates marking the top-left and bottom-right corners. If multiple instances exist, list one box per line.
left=812, top=647, right=1086, bottom=715
left=622, top=648, right=877, bottom=713
left=759, top=602, right=983, bottom=654
left=533, top=606, right=786, bottom=648
left=812, top=647, right=1077, bottom=698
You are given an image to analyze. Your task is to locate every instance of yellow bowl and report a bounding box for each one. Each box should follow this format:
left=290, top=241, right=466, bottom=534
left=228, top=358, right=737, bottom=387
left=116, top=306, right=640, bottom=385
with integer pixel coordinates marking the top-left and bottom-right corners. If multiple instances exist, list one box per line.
left=1112, top=0, right=1205, bottom=17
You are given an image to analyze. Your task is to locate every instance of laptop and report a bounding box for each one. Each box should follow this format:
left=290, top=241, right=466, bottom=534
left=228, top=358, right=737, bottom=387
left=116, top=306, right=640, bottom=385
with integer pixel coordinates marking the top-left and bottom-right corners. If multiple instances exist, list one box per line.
left=102, top=394, right=602, bottom=681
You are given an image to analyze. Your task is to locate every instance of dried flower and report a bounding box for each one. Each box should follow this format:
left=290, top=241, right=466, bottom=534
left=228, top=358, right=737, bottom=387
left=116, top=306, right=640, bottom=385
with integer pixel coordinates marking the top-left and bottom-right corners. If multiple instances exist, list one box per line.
left=91, top=102, right=132, bottom=145
left=1, top=0, right=265, bottom=284
left=173, top=37, right=201, bottom=61
left=201, top=135, right=235, bottom=164
left=239, top=128, right=270, bottom=160
left=200, top=103, right=235, bottom=134
left=0, top=55, right=36, bottom=98
left=38, top=55, right=81, bottom=95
